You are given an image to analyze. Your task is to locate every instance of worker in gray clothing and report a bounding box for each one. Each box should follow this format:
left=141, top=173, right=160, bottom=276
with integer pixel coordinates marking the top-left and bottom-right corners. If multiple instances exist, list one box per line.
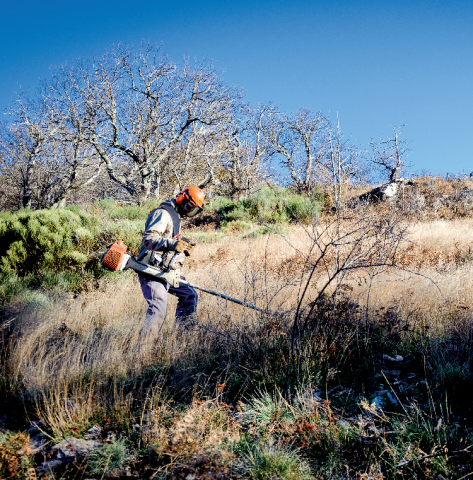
left=137, top=186, right=205, bottom=351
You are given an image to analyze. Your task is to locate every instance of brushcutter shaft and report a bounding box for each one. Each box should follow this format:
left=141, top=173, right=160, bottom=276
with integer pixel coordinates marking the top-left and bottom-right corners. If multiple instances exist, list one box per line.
left=179, top=279, right=273, bottom=315
left=101, top=242, right=273, bottom=315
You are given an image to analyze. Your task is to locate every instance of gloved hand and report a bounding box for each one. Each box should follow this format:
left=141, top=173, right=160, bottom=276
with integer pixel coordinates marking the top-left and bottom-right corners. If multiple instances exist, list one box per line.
left=174, top=239, right=196, bottom=256
left=184, top=241, right=196, bottom=256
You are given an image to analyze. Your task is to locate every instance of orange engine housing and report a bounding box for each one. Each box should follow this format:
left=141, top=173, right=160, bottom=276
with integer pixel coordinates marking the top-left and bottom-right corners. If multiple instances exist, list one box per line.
left=101, top=241, right=128, bottom=271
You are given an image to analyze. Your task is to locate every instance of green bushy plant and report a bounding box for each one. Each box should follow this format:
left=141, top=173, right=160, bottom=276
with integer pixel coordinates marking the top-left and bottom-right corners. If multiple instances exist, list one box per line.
left=86, top=437, right=130, bottom=476
left=211, top=186, right=322, bottom=226
left=0, top=209, right=99, bottom=276
left=0, top=271, right=32, bottom=306
left=95, top=198, right=157, bottom=221
left=243, top=443, right=314, bottom=480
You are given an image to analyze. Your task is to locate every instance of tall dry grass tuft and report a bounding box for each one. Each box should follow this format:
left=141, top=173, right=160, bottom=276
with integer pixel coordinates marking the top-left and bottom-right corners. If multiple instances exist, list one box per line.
left=10, top=275, right=146, bottom=390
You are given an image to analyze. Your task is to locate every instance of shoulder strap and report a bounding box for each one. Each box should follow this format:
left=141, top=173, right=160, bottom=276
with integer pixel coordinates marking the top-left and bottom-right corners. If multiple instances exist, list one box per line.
left=156, top=201, right=181, bottom=239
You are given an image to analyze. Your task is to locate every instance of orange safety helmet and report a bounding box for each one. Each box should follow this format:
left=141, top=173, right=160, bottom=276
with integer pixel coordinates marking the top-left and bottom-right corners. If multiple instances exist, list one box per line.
left=176, top=186, right=205, bottom=217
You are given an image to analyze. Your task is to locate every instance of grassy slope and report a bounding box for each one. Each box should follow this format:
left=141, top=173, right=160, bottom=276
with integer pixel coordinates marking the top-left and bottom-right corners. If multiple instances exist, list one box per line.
left=2, top=180, right=473, bottom=478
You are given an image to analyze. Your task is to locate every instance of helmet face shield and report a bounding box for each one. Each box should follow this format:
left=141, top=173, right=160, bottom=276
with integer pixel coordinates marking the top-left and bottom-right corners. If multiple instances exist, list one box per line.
left=180, top=198, right=204, bottom=217
left=186, top=205, right=203, bottom=217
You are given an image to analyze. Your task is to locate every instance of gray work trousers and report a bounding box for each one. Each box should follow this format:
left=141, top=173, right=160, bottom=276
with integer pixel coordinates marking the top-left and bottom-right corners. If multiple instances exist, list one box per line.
left=138, top=274, right=198, bottom=351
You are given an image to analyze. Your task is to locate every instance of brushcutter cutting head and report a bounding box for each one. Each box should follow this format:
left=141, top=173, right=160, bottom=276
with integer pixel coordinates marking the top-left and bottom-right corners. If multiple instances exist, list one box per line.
left=101, top=241, right=131, bottom=271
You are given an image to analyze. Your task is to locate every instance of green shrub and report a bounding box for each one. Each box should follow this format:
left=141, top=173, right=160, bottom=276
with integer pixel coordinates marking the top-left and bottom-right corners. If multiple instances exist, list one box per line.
left=243, top=443, right=314, bottom=480
left=86, top=437, right=130, bottom=476
left=0, top=209, right=100, bottom=277
left=95, top=198, right=157, bottom=221
left=243, top=224, right=289, bottom=238
left=0, top=272, right=32, bottom=306
left=38, top=270, right=84, bottom=293
left=243, top=392, right=294, bottom=429
left=0, top=200, right=162, bottom=303
left=221, top=220, right=255, bottom=234
left=211, top=186, right=322, bottom=226
left=104, top=218, right=144, bottom=256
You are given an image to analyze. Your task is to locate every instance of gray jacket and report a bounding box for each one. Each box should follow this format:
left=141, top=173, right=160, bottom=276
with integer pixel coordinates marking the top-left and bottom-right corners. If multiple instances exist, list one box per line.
left=138, top=200, right=180, bottom=260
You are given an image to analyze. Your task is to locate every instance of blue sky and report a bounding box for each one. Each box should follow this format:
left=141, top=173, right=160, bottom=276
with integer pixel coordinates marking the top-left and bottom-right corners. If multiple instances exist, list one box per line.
left=1, top=0, right=472, bottom=176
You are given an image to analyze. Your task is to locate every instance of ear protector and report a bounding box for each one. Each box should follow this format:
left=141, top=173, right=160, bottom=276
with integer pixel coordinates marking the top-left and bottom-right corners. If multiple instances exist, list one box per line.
left=176, top=189, right=189, bottom=205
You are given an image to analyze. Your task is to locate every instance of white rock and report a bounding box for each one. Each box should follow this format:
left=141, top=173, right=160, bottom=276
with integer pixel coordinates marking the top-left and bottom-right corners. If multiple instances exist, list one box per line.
left=382, top=354, right=404, bottom=362
left=84, top=425, right=102, bottom=440
left=51, top=437, right=99, bottom=459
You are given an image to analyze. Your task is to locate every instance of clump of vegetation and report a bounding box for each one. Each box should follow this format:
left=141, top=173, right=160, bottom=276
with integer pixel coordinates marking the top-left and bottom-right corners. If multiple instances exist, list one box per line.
left=0, top=202, right=153, bottom=302
left=243, top=442, right=314, bottom=480
left=0, top=208, right=98, bottom=275
left=211, top=185, right=322, bottom=227
left=86, top=438, right=129, bottom=477
left=0, top=209, right=100, bottom=303
left=0, top=432, right=34, bottom=479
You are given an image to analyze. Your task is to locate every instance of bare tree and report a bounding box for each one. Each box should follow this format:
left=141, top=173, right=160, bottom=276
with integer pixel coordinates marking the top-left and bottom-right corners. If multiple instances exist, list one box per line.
left=163, top=123, right=224, bottom=197
left=327, top=115, right=362, bottom=210
left=0, top=90, right=102, bottom=210
left=211, top=104, right=274, bottom=199
left=263, top=108, right=328, bottom=194
left=369, top=127, right=410, bottom=183
left=1, top=95, right=60, bottom=209
left=46, top=43, right=241, bottom=203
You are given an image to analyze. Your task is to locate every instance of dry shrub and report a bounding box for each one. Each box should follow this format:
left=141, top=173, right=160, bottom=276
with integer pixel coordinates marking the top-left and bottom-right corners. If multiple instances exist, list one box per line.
left=151, top=402, right=239, bottom=477
left=0, top=432, right=34, bottom=479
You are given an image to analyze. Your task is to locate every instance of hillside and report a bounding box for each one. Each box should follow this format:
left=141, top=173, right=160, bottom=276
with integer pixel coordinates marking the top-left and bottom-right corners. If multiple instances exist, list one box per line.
left=1, top=180, right=473, bottom=479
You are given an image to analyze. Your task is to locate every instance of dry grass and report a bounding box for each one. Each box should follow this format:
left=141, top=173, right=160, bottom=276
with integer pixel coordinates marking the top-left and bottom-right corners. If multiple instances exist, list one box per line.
left=9, top=214, right=468, bottom=398
left=7, top=225, right=319, bottom=401
left=4, top=204, right=473, bottom=478
left=408, top=218, right=473, bottom=249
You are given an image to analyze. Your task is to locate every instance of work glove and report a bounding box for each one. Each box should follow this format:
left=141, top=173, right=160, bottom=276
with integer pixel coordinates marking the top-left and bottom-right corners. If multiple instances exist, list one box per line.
left=174, top=239, right=196, bottom=256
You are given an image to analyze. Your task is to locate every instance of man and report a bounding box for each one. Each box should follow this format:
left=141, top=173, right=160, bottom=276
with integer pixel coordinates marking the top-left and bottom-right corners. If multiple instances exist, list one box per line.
left=137, top=186, right=205, bottom=350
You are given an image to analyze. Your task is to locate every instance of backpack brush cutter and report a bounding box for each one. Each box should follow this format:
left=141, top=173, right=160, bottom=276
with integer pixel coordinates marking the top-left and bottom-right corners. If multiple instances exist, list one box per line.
left=101, top=241, right=273, bottom=315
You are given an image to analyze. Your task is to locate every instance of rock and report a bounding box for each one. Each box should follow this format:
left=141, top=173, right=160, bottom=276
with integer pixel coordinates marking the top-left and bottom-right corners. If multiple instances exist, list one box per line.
left=457, top=190, right=473, bottom=203
left=36, top=458, right=73, bottom=476
left=51, top=437, right=99, bottom=459
left=386, top=392, right=398, bottom=405
left=104, top=430, right=116, bottom=442
left=66, top=399, right=80, bottom=410
left=371, top=396, right=384, bottom=409
left=372, top=390, right=398, bottom=407
left=28, top=420, right=46, bottom=433
left=407, top=193, right=425, bottom=212
left=84, top=425, right=102, bottom=440
left=350, top=178, right=415, bottom=206
left=382, top=354, right=403, bottom=362
left=29, top=435, right=49, bottom=454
